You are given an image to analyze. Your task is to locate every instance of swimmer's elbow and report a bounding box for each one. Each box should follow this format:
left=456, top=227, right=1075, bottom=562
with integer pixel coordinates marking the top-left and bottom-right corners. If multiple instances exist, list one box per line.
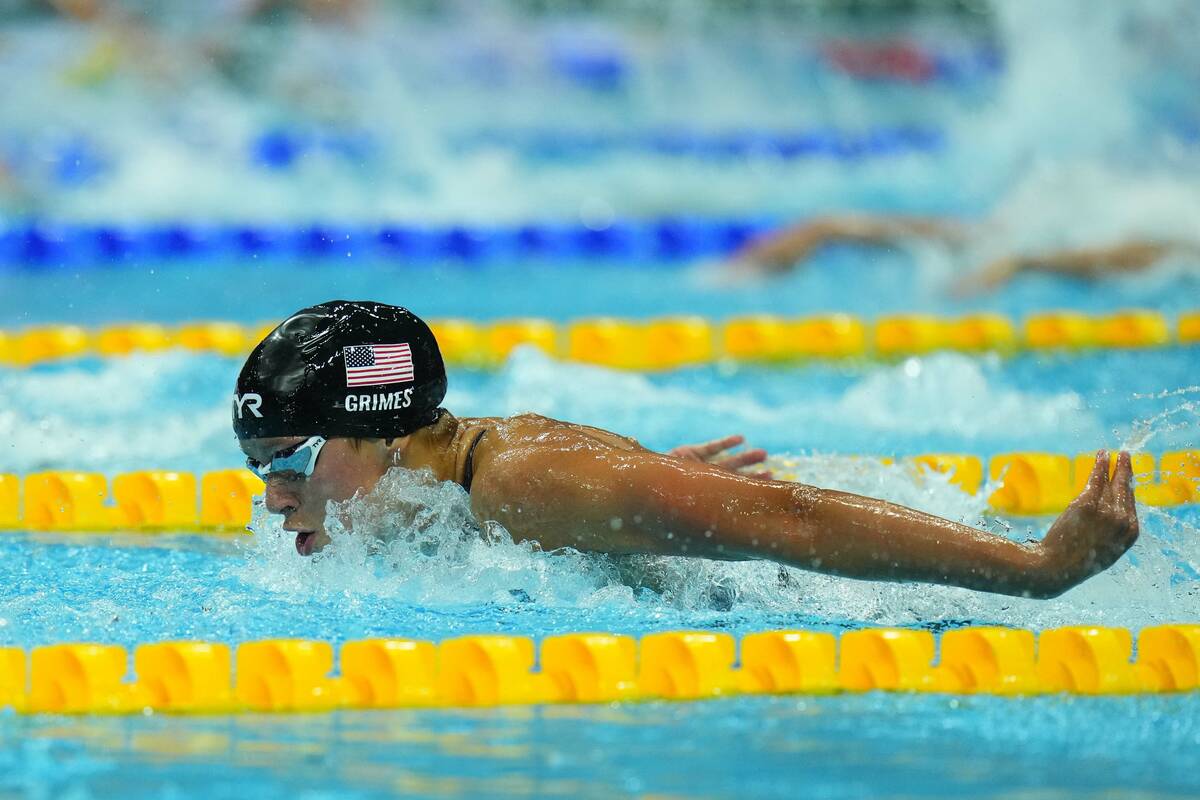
left=1021, top=571, right=1081, bottom=600
left=999, top=558, right=1076, bottom=600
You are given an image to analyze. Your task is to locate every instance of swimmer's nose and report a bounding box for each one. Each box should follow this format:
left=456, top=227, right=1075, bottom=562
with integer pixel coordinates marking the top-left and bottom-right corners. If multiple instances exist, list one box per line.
left=264, top=482, right=298, bottom=516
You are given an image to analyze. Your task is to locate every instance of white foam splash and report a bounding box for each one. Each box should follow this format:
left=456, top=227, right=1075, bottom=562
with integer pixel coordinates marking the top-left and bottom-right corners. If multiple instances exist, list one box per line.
left=1121, top=399, right=1200, bottom=452
left=0, top=354, right=238, bottom=473
left=978, top=1, right=1139, bottom=159
left=935, top=0, right=1200, bottom=272
left=230, top=467, right=620, bottom=608
left=836, top=354, right=1097, bottom=441
left=472, top=347, right=1103, bottom=448
left=977, top=162, right=1200, bottom=259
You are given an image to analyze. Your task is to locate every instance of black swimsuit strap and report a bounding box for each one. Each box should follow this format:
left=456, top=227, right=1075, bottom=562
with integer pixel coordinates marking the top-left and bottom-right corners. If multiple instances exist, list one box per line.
left=461, top=429, right=487, bottom=493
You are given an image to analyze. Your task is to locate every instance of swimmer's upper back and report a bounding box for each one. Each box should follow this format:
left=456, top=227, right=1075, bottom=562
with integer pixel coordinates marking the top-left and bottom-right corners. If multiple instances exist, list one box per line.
left=450, top=412, right=645, bottom=493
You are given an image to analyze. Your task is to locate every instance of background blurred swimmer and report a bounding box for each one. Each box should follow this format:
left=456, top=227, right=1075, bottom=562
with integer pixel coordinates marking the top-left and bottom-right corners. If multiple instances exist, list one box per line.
left=236, top=300, right=1140, bottom=601
left=724, top=163, right=1200, bottom=294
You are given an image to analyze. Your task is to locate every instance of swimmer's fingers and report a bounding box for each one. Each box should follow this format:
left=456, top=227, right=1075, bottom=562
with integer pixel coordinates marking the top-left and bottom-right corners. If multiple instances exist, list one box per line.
left=713, top=447, right=769, bottom=473
left=1060, top=450, right=1104, bottom=513
left=1105, top=451, right=1137, bottom=516
left=1074, top=450, right=1110, bottom=507
left=697, top=434, right=747, bottom=459
left=1061, top=449, right=1109, bottom=515
left=1098, top=450, right=1140, bottom=556
left=670, top=436, right=772, bottom=477
left=670, top=435, right=744, bottom=462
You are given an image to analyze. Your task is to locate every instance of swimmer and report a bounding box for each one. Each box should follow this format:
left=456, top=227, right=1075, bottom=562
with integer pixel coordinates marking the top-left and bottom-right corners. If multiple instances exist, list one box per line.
left=726, top=213, right=965, bottom=276
left=951, top=239, right=1200, bottom=295
left=725, top=212, right=1200, bottom=294
left=235, top=300, right=1139, bottom=599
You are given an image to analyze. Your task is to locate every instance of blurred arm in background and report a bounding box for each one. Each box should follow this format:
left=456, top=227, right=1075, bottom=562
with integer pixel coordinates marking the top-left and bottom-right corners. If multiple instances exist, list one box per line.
left=952, top=239, right=1200, bottom=295
left=725, top=213, right=968, bottom=276
left=726, top=213, right=1199, bottom=293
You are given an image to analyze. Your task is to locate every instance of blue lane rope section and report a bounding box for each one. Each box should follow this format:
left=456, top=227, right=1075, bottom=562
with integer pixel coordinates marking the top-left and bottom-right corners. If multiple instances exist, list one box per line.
left=251, top=126, right=943, bottom=169
left=0, top=218, right=782, bottom=268
left=3, top=125, right=945, bottom=186
left=447, top=125, right=944, bottom=162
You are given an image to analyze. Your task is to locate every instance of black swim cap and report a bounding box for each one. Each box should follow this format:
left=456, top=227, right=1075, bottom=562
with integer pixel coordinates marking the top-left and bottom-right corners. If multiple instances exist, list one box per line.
left=233, top=300, right=446, bottom=440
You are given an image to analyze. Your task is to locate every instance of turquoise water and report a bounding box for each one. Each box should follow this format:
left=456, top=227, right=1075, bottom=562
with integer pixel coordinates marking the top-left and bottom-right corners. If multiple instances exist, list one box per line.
left=5, top=695, right=1200, bottom=799
left=2, top=334, right=1199, bottom=797
left=4, top=1, right=1200, bottom=797
left=5, top=249, right=1200, bottom=327
left=4, top=265, right=1199, bottom=795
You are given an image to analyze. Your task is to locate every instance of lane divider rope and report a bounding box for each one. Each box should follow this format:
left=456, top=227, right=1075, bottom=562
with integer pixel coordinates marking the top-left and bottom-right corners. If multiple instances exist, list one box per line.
left=2, top=310, right=1198, bottom=368
left=1, top=451, right=1196, bottom=533
left=3, top=625, right=1198, bottom=715
left=14, top=123, right=946, bottom=193
left=452, top=125, right=943, bottom=160
left=2, top=218, right=767, bottom=266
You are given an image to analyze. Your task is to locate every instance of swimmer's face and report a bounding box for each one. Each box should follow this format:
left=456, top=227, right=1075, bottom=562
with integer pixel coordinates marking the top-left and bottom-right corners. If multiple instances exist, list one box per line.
left=239, top=436, right=393, bottom=556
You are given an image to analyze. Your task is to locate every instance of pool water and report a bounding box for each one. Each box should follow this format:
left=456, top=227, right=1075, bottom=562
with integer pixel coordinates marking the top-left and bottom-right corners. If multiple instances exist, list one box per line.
left=5, top=694, right=1200, bottom=799
left=4, top=1, right=1200, bottom=797
left=2, top=332, right=1199, bottom=797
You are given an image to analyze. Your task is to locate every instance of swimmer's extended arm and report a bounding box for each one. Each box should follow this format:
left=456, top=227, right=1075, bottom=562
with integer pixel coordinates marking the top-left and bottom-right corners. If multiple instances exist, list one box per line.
left=471, top=444, right=1137, bottom=598
left=954, top=240, right=1194, bottom=295
left=728, top=214, right=964, bottom=274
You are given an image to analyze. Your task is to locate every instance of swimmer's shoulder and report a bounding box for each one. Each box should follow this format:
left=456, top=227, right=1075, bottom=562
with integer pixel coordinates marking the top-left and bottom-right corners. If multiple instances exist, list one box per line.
left=459, top=412, right=645, bottom=453
left=456, top=414, right=656, bottom=532
left=451, top=412, right=647, bottom=503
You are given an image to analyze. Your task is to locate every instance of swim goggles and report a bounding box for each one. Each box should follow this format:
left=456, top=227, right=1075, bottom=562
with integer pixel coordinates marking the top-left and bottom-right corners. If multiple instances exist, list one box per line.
left=246, top=436, right=328, bottom=481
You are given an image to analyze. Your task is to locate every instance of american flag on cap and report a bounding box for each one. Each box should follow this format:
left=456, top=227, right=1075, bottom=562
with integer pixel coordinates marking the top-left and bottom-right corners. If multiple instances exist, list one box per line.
left=343, top=343, right=415, bottom=387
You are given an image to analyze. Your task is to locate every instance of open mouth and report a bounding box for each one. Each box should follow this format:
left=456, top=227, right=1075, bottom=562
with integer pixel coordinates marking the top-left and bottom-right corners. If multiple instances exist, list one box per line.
left=294, top=531, right=317, bottom=556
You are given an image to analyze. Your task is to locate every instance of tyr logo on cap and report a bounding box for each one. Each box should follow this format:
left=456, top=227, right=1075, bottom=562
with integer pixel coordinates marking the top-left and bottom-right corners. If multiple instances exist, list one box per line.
left=234, top=393, right=263, bottom=419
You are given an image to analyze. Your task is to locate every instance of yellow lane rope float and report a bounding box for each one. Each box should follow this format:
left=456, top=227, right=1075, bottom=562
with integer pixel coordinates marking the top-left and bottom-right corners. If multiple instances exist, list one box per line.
left=1, top=310, right=1197, bottom=368
left=0, top=451, right=1195, bottom=533
left=3, top=625, right=1199, bottom=714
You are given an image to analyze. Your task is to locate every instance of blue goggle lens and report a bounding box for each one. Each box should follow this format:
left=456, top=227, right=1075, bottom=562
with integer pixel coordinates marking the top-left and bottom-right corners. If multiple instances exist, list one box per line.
left=247, top=436, right=327, bottom=480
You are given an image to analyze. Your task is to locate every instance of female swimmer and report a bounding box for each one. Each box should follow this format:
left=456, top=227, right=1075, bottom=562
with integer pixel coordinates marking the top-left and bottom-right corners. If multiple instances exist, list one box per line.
left=235, top=300, right=1139, bottom=599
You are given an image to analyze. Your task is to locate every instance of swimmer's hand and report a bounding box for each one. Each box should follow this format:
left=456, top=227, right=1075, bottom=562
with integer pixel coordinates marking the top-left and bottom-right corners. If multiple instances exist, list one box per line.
left=952, top=240, right=1180, bottom=296
left=1033, top=450, right=1139, bottom=597
left=669, top=435, right=771, bottom=479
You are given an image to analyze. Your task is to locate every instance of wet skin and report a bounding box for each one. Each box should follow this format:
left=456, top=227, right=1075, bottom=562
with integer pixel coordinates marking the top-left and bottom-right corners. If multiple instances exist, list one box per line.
left=240, top=413, right=1139, bottom=598
left=239, top=424, right=767, bottom=556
